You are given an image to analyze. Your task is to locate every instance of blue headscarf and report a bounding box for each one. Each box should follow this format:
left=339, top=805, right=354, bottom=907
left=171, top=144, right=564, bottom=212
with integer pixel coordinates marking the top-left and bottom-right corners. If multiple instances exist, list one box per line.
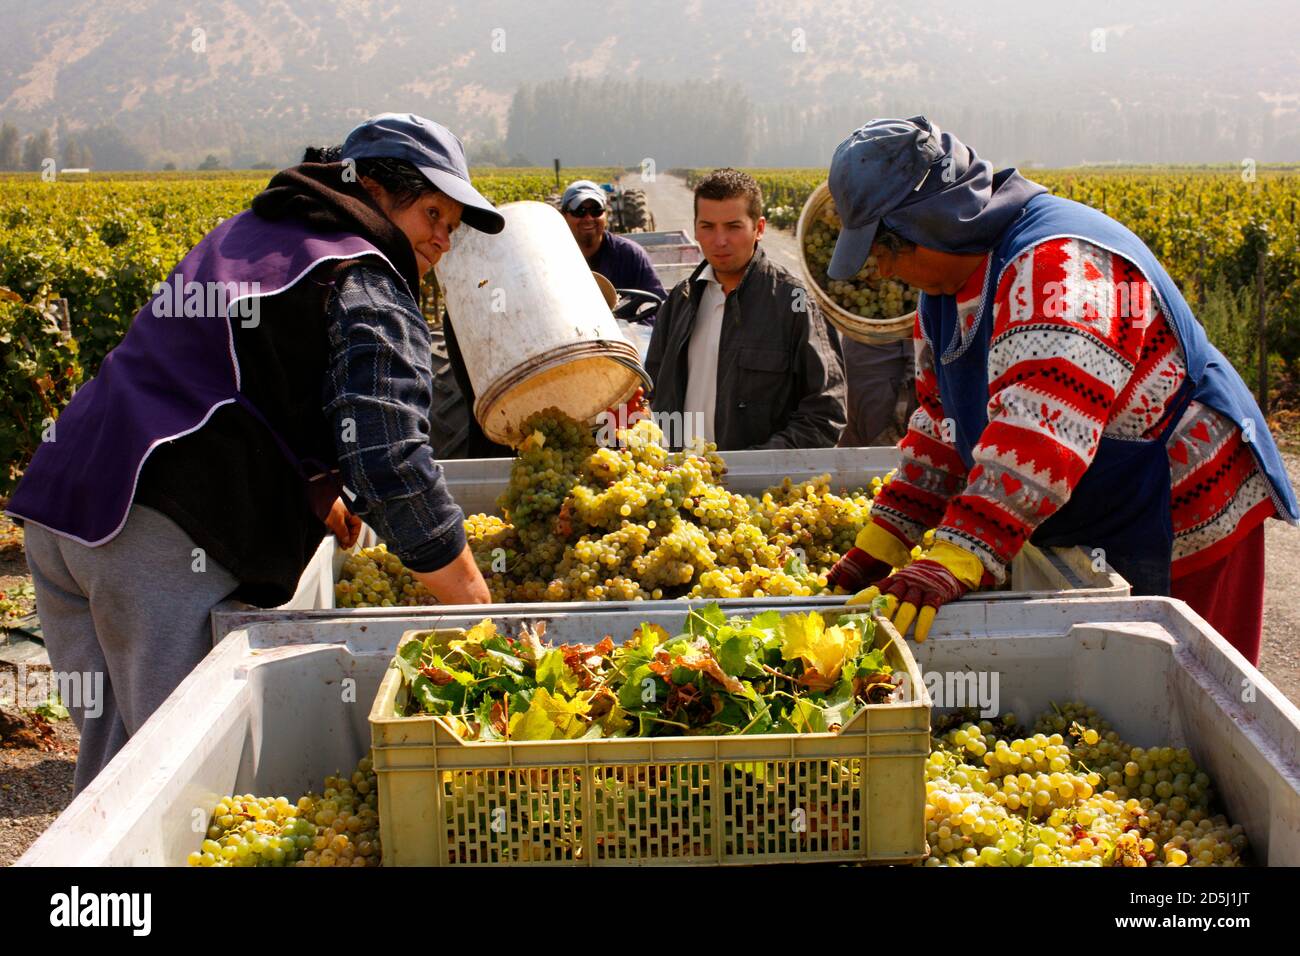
left=883, top=123, right=1047, bottom=255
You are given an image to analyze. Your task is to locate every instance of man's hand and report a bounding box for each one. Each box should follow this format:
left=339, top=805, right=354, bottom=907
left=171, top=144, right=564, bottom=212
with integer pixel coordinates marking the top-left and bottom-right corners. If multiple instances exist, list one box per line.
left=845, top=541, right=985, bottom=642
left=413, top=543, right=491, bottom=605
left=325, top=497, right=362, bottom=549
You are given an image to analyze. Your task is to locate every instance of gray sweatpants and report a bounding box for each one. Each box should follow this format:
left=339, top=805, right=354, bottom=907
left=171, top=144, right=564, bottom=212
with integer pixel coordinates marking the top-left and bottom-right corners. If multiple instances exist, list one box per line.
left=23, top=504, right=239, bottom=794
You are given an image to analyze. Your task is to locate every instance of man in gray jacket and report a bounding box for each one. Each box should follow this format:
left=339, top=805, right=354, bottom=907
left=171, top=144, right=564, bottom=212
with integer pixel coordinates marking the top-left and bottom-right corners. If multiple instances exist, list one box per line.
left=645, top=168, right=846, bottom=450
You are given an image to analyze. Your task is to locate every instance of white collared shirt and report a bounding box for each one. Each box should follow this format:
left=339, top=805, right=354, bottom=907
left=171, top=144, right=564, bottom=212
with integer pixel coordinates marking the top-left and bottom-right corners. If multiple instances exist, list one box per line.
left=683, top=263, right=725, bottom=444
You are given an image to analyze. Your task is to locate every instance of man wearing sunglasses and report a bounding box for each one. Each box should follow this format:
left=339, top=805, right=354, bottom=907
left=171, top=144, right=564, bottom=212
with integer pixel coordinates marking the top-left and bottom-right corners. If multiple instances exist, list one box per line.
left=561, top=180, right=666, bottom=303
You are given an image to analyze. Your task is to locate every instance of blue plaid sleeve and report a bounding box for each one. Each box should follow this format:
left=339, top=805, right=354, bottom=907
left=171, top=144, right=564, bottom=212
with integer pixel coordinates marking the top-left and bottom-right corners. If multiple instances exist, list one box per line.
left=323, top=262, right=466, bottom=572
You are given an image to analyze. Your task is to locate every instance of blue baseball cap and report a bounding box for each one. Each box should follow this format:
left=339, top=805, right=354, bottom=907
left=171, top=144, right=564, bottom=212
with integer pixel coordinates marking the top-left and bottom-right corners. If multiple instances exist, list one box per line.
left=342, top=113, right=505, bottom=234
left=826, top=116, right=945, bottom=279
left=561, top=180, right=608, bottom=213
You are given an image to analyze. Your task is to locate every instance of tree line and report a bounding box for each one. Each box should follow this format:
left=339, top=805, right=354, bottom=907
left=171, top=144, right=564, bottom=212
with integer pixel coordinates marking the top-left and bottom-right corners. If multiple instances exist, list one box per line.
left=5, top=79, right=1296, bottom=172
left=503, top=78, right=1298, bottom=169
left=0, top=123, right=94, bottom=171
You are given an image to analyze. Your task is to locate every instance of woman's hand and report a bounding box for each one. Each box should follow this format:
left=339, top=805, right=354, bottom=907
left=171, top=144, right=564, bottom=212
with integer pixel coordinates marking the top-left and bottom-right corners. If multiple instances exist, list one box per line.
left=846, top=541, right=986, bottom=642
left=325, top=497, right=362, bottom=548
left=826, top=547, right=892, bottom=594
left=413, top=543, right=491, bottom=605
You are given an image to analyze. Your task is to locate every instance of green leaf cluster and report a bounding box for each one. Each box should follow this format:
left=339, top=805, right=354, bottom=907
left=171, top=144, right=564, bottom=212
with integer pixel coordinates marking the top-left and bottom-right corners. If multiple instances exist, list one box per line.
left=392, top=604, right=898, bottom=742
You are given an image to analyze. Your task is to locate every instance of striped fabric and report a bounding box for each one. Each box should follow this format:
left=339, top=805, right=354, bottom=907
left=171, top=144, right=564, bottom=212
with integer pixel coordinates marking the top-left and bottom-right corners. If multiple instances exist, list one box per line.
left=870, top=237, right=1275, bottom=583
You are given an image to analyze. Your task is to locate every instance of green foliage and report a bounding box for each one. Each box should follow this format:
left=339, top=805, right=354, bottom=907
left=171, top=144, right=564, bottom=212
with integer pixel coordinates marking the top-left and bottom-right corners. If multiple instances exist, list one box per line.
left=32, top=693, right=69, bottom=721
left=0, top=176, right=265, bottom=375
left=0, top=287, right=83, bottom=494
left=393, top=605, right=899, bottom=741
left=1197, top=278, right=1260, bottom=381
left=0, top=168, right=615, bottom=486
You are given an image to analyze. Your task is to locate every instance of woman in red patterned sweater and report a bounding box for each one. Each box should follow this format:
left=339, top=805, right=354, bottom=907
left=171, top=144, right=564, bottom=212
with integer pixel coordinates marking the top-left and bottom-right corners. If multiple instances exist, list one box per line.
left=823, top=118, right=1296, bottom=663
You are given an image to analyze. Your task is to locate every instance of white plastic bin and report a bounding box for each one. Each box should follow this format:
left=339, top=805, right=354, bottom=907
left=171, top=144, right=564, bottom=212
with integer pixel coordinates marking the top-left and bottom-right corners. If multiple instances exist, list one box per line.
left=18, top=597, right=1300, bottom=866
left=281, top=446, right=1128, bottom=614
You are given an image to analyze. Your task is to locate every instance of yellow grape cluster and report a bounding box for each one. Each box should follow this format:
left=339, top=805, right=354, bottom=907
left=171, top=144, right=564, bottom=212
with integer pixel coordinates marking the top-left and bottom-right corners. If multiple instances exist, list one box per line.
left=335, top=544, right=433, bottom=608
left=919, top=704, right=1248, bottom=867
left=294, top=759, right=382, bottom=868
left=337, top=440, right=931, bottom=606
left=451, top=412, right=890, bottom=602
left=188, top=753, right=381, bottom=867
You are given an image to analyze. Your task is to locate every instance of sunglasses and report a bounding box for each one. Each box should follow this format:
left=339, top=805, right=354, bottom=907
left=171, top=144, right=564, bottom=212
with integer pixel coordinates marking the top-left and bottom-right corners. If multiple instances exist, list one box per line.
left=569, top=204, right=605, bottom=218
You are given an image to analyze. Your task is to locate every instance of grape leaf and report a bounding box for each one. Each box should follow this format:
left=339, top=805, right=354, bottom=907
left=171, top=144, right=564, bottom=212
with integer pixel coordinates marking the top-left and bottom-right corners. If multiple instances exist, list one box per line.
left=508, top=697, right=558, bottom=741
left=674, top=653, right=743, bottom=693
left=485, top=647, right=526, bottom=674
left=854, top=647, right=892, bottom=678
left=412, top=674, right=462, bottom=715
left=398, top=638, right=425, bottom=667
left=537, top=647, right=579, bottom=695
left=789, top=698, right=828, bottom=734
left=717, top=633, right=753, bottom=677
left=457, top=619, right=498, bottom=647
left=393, top=653, right=419, bottom=686
left=780, top=612, right=862, bottom=689
left=507, top=687, right=591, bottom=740
left=516, top=621, right=548, bottom=664
left=618, top=662, right=665, bottom=712
left=685, top=602, right=725, bottom=639
left=596, top=698, right=632, bottom=737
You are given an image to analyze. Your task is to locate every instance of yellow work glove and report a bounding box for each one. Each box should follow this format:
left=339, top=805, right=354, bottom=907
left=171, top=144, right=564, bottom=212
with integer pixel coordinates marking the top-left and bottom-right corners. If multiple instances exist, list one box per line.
left=845, top=540, right=985, bottom=642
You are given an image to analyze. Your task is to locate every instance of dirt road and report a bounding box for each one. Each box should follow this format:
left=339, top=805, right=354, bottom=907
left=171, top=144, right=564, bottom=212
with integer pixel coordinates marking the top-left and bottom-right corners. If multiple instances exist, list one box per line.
left=639, top=172, right=1300, bottom=706
left=1260, top=454, right=1300, bottom=705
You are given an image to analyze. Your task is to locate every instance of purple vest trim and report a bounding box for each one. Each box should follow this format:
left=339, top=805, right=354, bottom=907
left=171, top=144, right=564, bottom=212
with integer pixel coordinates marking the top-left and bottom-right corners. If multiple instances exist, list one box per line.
left=6, top=210, right=400, bottom=546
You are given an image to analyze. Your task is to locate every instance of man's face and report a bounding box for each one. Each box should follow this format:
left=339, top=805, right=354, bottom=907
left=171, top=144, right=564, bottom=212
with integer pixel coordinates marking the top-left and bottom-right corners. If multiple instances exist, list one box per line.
left=563, top=200, right=607, bottom=248
left=695, top=195, right=764, bottom=275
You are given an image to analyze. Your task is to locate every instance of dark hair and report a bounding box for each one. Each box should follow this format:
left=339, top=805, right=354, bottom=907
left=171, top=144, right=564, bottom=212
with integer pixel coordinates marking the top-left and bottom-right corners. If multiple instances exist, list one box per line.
left=301, top=145, right=436, bottom=209
left=693, top=167, right=763, bottom=223
left=873, top=223, right=917, bottom=255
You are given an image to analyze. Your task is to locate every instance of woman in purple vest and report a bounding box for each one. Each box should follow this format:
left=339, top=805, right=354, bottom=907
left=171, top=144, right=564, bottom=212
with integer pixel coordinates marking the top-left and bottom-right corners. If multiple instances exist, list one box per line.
left=7, top=114, right=504, bottom=793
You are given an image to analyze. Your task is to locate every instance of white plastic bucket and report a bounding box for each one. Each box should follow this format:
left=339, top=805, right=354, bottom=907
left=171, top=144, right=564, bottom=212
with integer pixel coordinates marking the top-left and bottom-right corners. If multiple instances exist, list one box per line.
left=435, top=201, right=648, bottom=445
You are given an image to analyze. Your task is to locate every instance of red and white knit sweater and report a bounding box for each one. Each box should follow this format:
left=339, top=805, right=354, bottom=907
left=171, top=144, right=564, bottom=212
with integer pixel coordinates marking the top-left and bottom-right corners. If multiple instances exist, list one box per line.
left=869, top=237, right=1277, bottom=583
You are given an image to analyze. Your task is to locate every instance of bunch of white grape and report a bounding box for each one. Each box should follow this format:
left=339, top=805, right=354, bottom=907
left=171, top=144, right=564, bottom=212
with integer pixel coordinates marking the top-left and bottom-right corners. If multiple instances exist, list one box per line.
left=336, top=545, right=433, bottom=608
left=803, top=210, right=920, bottom=319
left=333, top=414, right=903, bottom=605
left=918, top=704, right=1249, bottom=867
left=464, top=415, right=883, bottom=602
left=189, top=753, right=381, bottom=867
